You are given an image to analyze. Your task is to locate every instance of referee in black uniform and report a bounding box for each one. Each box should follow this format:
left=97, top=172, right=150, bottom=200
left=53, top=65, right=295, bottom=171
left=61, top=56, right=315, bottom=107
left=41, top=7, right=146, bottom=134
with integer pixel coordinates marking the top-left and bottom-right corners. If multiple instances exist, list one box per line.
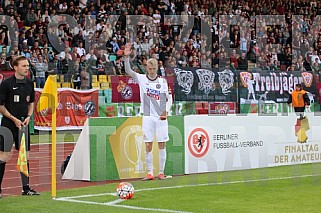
left=0, top=56, right=39, bottom=197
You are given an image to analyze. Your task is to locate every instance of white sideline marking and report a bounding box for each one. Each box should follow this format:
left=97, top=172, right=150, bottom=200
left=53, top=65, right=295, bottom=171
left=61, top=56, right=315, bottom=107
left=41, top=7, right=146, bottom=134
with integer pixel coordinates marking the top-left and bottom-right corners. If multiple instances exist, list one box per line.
left=57, top=197, right=191, bottom=213
left=55, top=173, right=321, bottom=213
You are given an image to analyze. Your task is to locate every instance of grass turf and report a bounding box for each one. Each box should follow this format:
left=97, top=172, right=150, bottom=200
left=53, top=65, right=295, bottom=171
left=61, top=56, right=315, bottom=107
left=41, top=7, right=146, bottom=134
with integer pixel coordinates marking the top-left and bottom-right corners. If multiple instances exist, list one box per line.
left=1, top=163, right=321, bottom=213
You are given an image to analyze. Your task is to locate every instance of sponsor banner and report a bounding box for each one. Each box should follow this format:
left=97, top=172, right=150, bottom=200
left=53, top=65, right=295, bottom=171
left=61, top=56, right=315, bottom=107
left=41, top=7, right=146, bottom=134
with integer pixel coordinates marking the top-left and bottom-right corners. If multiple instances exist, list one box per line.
left=99, top=101, right=196, bottom=118
left=184, top=113, right=321, bottom=174
left=34, top=88, right=99, bottom=130
left=173, top=67, right=237, bottom=102
left=239, top=102, right=317, bottom=114
left=239, top=71, right=318, bottom=103
left=89, top=116, right=184, bottom=181
left=209, top=102, right=237, bottom=114
left=111, top=75, right=174, bottom=103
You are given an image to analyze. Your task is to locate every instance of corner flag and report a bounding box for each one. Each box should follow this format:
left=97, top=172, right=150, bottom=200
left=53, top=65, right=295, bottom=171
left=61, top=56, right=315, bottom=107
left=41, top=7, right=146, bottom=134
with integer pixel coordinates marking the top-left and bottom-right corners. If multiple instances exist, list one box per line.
left=37, top=75, right=58, bottom=111
left=37, top=75, right=58, bottom=198
left=16, top=132, right=28, bottom=176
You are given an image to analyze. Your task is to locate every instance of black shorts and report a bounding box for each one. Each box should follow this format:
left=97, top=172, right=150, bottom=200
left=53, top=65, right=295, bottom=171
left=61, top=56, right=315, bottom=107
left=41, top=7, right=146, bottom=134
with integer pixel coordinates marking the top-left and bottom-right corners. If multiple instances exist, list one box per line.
left=0, top=119, right=31, bottom=152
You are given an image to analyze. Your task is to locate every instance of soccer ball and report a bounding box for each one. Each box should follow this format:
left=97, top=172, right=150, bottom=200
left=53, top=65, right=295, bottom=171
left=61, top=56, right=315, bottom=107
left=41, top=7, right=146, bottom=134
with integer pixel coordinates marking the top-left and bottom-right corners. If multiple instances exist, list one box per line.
left=116, top=182, right=134, bottom=199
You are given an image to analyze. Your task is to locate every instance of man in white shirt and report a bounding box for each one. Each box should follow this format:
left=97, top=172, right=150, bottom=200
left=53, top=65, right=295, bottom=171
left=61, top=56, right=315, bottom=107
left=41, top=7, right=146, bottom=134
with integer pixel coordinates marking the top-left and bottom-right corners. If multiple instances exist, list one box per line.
left=86, top=49, right=97, bottom=61
left=59, top=47, right=72, bottom=60
left=77, top=42, right=86, bottom=57
left=124, top=43, right=172, bottom=181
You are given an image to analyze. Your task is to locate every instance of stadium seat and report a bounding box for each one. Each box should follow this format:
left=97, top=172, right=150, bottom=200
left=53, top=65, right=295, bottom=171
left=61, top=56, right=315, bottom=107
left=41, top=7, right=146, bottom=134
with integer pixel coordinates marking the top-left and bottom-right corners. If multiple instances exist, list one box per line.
left=99, top=96, right=106, bottom=104
left=92, top=82, right=99, bottom=88
left=99, top=75, right=107, bottom=82
left=57, top=82, right=61, bottom=88
left=104, top=89, right=112, bottom=95
left=59, top=74, right=64, bottom=82
left=100, top=82, right=109, bottom=89
left=92, top=75, right=97, bottom=83
left=61, top=82, right=70, bottom=88
left=109, top=55, right=117, bottom=62
left=104, top=89, right=112, bottom=103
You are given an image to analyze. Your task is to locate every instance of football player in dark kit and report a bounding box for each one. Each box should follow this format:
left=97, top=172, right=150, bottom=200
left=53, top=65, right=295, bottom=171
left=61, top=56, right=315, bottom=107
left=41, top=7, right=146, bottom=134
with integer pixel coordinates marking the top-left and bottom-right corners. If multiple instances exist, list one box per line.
left=0, top=56, right=39, bottom=197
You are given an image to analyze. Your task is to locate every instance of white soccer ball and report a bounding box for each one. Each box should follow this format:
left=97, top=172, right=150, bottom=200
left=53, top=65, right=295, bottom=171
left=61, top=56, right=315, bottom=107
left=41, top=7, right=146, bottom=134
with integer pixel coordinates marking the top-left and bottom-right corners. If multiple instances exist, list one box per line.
left=116, top=182, right=135, bottom=199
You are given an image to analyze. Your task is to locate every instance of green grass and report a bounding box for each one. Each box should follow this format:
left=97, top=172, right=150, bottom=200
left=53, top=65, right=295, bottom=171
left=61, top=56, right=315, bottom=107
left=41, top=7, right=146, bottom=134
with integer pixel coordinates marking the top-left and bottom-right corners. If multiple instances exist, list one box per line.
left=2, top=163, right=321, bottom=213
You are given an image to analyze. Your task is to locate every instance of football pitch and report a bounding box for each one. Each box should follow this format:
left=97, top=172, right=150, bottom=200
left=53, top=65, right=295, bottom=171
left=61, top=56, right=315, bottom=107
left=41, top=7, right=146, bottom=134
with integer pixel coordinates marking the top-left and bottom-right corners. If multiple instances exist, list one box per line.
left=2, top=163, right=321, bottom=213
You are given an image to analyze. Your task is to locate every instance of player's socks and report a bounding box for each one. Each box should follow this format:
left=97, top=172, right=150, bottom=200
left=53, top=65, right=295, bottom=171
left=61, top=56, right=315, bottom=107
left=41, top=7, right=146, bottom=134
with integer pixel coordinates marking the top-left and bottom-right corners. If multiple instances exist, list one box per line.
left=145, top=152, right=153, bottom=175
left=159, top=148, right=166, bottom=174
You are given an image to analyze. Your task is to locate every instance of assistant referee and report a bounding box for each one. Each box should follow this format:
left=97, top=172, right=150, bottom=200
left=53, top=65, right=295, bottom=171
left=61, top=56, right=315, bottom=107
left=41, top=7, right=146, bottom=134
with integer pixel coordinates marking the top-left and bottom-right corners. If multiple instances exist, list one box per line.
left=0, top=56, right=39, bottom=197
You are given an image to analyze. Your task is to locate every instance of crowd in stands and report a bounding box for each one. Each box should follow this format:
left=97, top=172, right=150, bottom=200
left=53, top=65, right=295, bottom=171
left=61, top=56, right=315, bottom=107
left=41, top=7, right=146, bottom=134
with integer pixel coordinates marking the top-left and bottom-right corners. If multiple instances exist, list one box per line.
left=0, top=0, right=321, bottom=88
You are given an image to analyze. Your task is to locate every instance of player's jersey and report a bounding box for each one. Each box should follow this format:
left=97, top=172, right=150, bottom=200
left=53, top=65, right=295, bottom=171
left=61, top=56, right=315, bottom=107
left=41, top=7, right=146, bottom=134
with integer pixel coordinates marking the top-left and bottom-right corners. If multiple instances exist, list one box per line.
left=135, top=74, right=169, bottom=117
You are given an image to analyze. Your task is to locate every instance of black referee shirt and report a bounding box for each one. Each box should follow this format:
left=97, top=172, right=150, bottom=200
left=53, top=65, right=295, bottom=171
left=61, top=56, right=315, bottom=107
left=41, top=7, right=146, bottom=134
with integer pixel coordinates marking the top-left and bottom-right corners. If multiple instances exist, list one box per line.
left=0, top=75, right=35, bottom=122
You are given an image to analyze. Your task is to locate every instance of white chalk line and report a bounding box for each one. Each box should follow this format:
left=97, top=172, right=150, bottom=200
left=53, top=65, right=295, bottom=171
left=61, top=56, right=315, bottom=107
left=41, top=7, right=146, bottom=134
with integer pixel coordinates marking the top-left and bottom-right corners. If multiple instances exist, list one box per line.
left=55, top=173, right=321, bottom=213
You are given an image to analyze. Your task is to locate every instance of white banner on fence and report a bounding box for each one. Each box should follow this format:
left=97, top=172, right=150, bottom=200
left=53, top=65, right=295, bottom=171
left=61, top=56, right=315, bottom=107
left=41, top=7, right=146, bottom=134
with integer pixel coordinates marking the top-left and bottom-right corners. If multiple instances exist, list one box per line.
left=184, top=113, right=321, bottom=174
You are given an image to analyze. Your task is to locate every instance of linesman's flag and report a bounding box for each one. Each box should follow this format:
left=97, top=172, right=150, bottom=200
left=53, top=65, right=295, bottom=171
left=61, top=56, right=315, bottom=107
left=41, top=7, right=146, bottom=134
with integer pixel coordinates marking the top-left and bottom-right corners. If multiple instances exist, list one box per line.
left=16, top=132, right=28, bottom=176
left=36, top=75, right=58, bottom=198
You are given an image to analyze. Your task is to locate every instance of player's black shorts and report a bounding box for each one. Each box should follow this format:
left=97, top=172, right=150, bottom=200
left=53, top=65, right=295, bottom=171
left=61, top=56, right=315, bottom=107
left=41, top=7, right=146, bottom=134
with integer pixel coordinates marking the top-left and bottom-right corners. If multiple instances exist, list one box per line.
left=0, top=119, right=31, bottom=152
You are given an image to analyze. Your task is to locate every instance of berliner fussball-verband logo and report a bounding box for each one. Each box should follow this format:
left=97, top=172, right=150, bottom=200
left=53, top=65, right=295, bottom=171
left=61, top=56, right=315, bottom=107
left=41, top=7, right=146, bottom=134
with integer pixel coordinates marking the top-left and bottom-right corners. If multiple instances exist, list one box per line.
left=84, top=100, right=96, bottom=116
left=188, top=128, right=210, bottom=158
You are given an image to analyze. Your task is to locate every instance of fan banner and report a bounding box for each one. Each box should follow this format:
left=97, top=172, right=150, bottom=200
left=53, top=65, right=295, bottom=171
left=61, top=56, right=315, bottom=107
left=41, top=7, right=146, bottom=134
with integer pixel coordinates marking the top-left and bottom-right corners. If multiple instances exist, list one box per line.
left=111, top=76, right=174, bottom=103
left=172, top=67, right=237, bottom=102
left=34, top=88, right=99, bottom=130
left=238, top=71, right=318, bottom=104
left=172, top=68, right=318, bottom=103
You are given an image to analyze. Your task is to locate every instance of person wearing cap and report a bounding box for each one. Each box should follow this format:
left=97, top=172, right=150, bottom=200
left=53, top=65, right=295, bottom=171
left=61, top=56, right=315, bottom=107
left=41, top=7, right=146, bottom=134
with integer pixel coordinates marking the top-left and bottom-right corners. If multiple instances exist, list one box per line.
left=20, top=47, right=31, bottom=59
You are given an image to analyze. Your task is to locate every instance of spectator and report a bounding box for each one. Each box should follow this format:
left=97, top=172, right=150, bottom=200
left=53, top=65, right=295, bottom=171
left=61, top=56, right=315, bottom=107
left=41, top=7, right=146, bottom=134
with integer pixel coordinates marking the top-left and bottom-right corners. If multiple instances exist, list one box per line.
left=59, top=47, right=72, bottom=61
left=73, top=71, right=81, bottom=89
left=77, top=42, right=86, bottom=57
left=48, top=54, right=63, bottom=74
left=86, top=49, right=97, bottom=61
left=33, top=55, right=48, bottom=88
left=311, top=61, right=321, bottom=74
left=79, top=55, right=87, bottom=71
left=70, top=47, right=80, bottom=61
left=80, top=69, right=91, bottom=90
left=113, top=56, right=124, bottom=75
left=25, top=9, right=39, bottom=27
left=20, top=47, right=31, bottom=59
left=237, top=52, right=248, bottom=70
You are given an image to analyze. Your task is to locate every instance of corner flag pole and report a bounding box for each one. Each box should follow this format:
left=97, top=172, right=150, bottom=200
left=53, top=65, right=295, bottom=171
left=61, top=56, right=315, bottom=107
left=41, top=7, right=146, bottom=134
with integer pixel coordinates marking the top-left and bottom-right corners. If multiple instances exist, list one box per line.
left=37, top=75, right=58, bottom=199
left=51, top=75, right=57, bottom=199
left=52, top=100, right=57, bottom=199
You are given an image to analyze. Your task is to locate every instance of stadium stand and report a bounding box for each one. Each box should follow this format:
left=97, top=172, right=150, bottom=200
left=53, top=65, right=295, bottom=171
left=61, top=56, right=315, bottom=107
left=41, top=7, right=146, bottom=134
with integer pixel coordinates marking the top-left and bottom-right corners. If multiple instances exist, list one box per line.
left=0, top=0, right=320, bottom=89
